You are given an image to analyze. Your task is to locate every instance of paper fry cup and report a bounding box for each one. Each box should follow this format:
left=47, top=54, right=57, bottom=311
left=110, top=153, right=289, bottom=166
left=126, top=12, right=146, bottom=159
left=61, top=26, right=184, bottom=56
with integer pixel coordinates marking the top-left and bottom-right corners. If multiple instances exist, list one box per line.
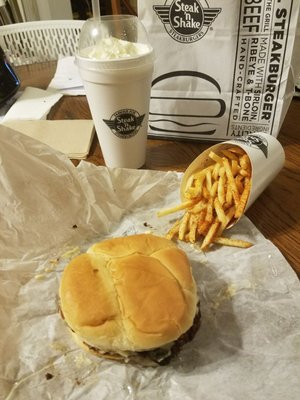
left=180, top=133, right=285, bottom=224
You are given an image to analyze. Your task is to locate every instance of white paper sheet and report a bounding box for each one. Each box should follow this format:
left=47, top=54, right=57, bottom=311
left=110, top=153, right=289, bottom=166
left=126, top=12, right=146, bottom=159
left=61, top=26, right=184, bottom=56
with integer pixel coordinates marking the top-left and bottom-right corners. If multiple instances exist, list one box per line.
left=48, top=56, right=85, bottom=96
left=1, top=87, right=63, bottom=122
left=1, top=125, right=300, bottom=400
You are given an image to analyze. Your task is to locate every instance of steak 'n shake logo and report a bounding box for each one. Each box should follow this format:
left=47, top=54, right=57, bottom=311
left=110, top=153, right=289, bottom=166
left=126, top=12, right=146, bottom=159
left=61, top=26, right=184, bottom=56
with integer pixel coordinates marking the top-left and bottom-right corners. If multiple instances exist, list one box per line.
left=103, top=109, right=145, bottom=139
left=233, top=134, right=269, bottom=158
left=154, top=0, right=221, bottom=43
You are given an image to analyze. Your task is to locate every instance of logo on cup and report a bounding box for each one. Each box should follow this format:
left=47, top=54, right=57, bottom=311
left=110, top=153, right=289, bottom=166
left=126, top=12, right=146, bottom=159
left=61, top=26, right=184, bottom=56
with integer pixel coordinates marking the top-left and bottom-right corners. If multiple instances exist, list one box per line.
left=234, top=134, right=269, bottom=158
left=153, top=0, right=221, bottom=43
left=103, top=109, right=145, bottom=139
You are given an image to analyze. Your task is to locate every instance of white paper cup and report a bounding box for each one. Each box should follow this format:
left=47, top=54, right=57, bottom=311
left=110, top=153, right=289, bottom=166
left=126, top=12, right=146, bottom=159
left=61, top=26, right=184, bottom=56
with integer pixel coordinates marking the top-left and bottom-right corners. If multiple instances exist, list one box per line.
left=181, top=133, right=285, bottom=221
left=75, top=16, right=154, bottom=169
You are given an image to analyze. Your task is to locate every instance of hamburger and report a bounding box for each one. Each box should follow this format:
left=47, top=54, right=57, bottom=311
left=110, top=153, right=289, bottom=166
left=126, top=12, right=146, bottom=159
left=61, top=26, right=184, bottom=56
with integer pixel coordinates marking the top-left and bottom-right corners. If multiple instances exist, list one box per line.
left=59, top=234, right=200, bottom=366
left=149, top=70, right=226, bottom=138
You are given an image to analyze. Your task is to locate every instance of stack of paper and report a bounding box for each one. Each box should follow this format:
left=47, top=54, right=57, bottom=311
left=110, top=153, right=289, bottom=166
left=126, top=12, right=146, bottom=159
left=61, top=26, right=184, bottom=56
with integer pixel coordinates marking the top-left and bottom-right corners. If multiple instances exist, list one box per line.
left=1, top=86, right=94, bottom=159
left=2, top=120, right=94, bottom=159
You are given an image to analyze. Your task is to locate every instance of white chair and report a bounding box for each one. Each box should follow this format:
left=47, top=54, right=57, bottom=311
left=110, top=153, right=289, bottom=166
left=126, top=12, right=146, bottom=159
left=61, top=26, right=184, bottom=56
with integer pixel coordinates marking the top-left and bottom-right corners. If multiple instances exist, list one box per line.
left=0, top=20, right=84, bottom=66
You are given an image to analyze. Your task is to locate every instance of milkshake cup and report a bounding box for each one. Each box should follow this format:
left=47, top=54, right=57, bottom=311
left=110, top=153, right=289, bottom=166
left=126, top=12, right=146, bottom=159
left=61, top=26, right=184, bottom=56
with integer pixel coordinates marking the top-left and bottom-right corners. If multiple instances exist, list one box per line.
left=75, top=15, right=154, bottom=169
left=180, top=133, right=285, bottom=226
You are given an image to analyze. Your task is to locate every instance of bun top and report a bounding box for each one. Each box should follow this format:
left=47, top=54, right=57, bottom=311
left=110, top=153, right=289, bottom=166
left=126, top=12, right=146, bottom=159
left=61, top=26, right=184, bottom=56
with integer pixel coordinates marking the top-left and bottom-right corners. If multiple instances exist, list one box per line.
left=59, top=234, right=198, bottom=352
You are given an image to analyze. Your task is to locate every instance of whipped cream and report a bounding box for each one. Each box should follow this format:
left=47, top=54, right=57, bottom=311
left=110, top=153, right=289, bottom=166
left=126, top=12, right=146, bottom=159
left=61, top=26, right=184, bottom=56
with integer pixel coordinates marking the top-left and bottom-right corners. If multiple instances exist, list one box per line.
left=82, top=37, right=151, bottom=60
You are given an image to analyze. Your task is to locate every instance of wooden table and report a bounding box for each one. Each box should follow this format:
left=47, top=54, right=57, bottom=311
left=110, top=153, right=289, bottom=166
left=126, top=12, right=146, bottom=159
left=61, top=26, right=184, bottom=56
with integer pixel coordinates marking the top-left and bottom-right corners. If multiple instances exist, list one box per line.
left=16, top=62, right=300, bottom=277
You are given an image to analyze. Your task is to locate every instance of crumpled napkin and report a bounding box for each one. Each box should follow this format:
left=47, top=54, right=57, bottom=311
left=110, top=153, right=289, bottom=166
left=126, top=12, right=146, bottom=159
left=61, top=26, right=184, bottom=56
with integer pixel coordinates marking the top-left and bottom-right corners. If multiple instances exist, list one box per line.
left=48, top=56, right=85, bottom=96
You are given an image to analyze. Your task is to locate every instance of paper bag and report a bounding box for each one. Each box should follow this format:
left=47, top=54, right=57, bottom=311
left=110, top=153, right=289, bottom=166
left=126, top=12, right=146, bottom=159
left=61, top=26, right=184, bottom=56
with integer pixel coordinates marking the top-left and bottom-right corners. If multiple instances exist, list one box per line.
left=138, top=0, right=300, bottom=140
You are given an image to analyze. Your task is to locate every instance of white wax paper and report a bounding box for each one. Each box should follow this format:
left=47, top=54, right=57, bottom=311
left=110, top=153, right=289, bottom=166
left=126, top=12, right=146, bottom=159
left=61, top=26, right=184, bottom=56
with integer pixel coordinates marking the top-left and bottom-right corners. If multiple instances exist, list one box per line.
left=1, top=125, right=300, bottom=400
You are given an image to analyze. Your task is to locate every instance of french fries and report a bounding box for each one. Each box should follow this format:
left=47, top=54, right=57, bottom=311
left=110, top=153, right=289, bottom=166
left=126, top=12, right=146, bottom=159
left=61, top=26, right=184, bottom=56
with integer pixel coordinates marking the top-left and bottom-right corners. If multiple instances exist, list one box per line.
left=159, top=146, right=253, bottom=250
